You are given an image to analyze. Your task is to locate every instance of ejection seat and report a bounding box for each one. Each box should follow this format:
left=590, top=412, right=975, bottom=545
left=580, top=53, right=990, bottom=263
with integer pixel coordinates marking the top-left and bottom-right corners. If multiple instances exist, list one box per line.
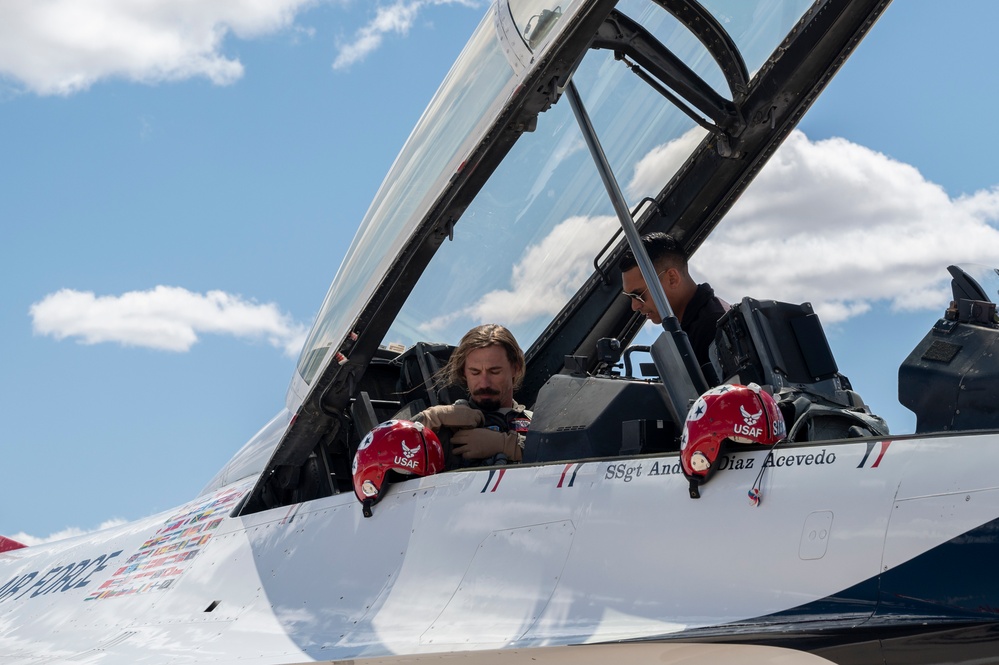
left=348, top=342, right=457, bottom=444
left=390, top=342, right=458, bottom=418
left=711, top=298, right=887, bottom=442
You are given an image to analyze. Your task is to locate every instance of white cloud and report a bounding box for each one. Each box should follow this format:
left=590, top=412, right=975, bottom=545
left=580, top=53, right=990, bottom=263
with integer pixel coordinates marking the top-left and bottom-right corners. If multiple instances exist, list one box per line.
left=418, top=215, right=619, bottom=333
left=419, top=130, right=999, bottom=335
left=0, top=0, right=485, bottom=94
left=627, top=127, right=707, bottom=200
left=694, top=131, right=999, bottom=323
left=30, top=286, right=307, bottom=357
left=8, top=519, right=128, bottom=547
left=332, top=0, right=481, bottom=70
left=0, top=0, right=319, bottom=95
left=470, top=215, right=620, bottom=324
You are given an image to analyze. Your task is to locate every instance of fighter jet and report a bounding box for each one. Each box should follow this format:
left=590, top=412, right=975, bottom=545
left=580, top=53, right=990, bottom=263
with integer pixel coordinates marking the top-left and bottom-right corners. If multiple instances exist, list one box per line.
left=3, top=1, right=999, bottom=663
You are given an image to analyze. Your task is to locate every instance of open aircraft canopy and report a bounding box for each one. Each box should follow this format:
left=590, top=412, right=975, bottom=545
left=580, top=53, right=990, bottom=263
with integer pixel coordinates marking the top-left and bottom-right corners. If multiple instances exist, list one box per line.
left=208, top=0, right=894, bottom=511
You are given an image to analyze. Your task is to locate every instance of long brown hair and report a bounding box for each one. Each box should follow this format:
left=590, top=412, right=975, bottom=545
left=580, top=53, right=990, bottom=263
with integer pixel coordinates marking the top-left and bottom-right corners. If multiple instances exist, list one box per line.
left=440, top=324, right=525, bottom=391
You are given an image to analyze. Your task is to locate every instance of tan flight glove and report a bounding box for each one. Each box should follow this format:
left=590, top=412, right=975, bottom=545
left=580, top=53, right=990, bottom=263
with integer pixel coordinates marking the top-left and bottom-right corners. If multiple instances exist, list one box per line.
left=451, top=428, right=523, bottom=462
left=413, top=403, right=484, bottom=431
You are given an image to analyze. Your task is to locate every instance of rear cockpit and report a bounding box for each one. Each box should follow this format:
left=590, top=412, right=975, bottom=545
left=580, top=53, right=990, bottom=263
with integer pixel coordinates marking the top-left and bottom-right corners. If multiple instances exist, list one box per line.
left=523, top=295, right=888, bottom=464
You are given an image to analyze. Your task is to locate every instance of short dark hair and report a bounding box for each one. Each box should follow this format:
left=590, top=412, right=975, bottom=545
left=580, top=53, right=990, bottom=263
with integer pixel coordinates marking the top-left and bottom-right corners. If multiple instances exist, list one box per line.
left=620, top=232, right=687, bottom=272
left=441, top=323, right=525, bottom=391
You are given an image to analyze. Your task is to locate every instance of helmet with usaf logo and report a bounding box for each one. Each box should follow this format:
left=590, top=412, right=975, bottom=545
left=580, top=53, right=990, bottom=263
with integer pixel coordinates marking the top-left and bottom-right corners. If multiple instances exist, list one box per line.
left=352, top=420, right=445, bottom=517
left=680, top=383, right=785, bottom=498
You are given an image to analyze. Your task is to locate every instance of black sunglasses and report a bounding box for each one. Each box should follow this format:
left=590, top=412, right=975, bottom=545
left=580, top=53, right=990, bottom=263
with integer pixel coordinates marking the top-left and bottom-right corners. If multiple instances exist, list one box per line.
left=622, top=269, right=667, bottom=304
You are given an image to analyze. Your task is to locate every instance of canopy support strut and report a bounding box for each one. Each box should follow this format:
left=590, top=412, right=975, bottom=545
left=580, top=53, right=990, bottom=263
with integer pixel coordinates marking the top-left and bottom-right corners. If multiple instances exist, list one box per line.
left=563, top=80, right=707, bottom=423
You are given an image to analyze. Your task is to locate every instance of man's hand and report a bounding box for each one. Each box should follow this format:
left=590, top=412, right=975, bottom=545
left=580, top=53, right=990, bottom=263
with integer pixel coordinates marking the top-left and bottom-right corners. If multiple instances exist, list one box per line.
left=451, top=428, right=522, bottom=461
left=414, top=404, right=484, bottom=431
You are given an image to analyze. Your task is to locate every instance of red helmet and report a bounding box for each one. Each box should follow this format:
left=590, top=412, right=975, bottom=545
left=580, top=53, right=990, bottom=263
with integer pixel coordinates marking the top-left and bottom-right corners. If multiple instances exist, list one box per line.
left=680, top=383, right=785, bottom=496
left=352, top=420, right=445, bottom=517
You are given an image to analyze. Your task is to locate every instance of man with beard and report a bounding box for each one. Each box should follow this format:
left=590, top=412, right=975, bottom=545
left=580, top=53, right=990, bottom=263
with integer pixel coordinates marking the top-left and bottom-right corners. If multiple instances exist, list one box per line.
left=414, top=324, right=531, bottom=465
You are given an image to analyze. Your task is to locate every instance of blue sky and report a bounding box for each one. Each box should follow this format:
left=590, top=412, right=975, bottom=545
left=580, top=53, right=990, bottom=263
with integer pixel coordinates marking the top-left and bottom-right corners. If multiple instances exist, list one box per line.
left=2, top=0, right=997, bottom=543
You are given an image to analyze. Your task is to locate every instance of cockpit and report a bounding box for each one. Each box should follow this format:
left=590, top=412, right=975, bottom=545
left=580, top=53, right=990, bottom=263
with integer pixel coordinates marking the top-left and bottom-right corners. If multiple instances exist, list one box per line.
left=218, top=0, right=997, bottom=516
left=238, top=295, right=897, bottom=510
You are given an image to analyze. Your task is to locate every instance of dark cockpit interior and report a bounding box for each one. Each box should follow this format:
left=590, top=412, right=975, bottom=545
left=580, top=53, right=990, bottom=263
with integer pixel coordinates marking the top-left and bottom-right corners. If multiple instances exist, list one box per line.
left=246, top=292, right=901, bottom=512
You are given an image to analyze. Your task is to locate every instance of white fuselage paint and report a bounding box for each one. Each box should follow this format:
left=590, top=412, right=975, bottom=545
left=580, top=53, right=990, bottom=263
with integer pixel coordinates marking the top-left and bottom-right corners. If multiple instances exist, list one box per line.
left=1, top=432, right=998, bottom=664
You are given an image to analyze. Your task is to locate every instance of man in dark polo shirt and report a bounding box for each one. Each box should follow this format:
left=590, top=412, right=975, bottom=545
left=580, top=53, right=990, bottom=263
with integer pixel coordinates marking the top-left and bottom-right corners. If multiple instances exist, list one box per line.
left=620, top=232, right=729, bottom=372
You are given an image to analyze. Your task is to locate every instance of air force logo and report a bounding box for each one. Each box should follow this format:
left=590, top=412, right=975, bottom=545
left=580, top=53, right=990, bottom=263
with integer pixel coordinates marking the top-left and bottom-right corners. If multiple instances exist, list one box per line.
left=740, top=405, right=762, bottom=426
left=401, top=441, right=419, bottom=459
left=734, top=405, right=764, bottom=439
left=395, top=439, right=422, bottom=470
